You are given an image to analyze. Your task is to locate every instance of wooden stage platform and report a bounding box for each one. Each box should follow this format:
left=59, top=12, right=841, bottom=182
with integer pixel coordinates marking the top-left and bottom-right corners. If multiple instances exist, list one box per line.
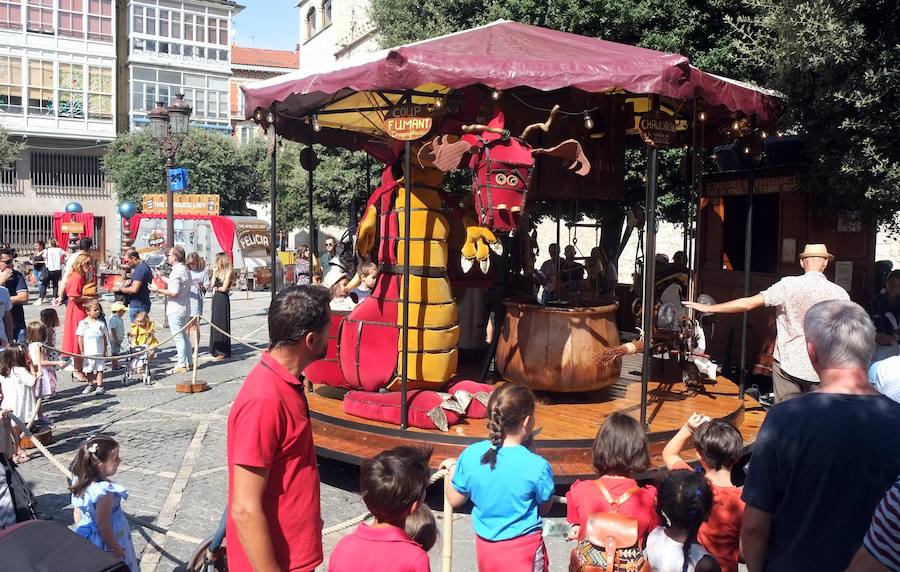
left=308, top=355, right=767, bottom=483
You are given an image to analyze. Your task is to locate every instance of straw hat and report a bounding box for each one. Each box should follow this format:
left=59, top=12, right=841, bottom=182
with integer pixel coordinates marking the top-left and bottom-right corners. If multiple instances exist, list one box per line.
left=111, top=301, right=127, bottom=313
left=799, top=244, right=834, bottom=261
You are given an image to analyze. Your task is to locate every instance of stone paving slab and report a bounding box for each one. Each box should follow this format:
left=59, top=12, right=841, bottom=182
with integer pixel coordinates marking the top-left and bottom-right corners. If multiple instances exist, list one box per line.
left=17, top=291, right=575, bottom=571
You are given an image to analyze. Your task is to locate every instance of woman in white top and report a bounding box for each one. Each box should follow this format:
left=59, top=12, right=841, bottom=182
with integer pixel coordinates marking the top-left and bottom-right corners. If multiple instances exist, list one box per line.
left=646, top=471, right=720, bottom=572
left=185, top=252, right=209, bottom=349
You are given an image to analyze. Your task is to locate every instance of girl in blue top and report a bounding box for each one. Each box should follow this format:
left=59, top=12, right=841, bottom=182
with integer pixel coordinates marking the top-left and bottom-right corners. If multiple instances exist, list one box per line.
left=69, top=435, right=138, bottom=572
left=443, top=383, right=555, bottom=572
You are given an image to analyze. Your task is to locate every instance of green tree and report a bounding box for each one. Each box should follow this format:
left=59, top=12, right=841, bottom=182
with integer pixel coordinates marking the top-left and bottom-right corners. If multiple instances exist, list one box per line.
left=0, top=125, right=24, bottom=167
left=370, top=0, right=748, bottom=236
left=102, top=129, right=265, bottom=215
left=252, top=139, right=376, bottom=233
left=728, top=0, right=900, bottom=230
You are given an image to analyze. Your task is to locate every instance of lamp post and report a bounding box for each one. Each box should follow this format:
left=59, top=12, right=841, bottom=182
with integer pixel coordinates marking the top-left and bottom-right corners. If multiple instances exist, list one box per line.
left=148, top=94, right=192, bottom=249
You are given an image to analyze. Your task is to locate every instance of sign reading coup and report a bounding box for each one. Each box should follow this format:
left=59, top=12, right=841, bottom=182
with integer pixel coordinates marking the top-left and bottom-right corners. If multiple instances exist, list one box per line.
left=383, top=103, right=434, bottom=141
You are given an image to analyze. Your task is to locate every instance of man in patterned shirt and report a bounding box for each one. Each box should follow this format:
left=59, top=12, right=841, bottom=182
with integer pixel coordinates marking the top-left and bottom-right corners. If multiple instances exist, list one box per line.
left=685, top=243, right=849, bottom=403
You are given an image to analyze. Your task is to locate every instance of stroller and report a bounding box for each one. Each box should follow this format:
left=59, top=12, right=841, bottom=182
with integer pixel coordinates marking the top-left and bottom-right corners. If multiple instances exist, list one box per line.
left=123, top=345, right=154, bottom=385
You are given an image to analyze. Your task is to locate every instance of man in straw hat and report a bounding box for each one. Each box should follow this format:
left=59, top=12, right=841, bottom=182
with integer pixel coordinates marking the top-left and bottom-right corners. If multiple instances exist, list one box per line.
left=685, top=244, right=849, bottom=403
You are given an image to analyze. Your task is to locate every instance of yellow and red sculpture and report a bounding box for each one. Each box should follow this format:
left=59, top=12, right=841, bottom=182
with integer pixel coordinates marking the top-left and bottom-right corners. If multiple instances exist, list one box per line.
left=305, top=104, right=589, bottom=398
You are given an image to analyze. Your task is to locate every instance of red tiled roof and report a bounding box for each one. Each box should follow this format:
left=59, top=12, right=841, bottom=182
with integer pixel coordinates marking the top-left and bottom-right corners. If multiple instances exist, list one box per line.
left=231, top=45, right=299, bottom=69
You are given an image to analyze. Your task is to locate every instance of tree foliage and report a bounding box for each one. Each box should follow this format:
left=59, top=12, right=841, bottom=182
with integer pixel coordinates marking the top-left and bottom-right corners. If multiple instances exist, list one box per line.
left=728, top=0, right=900, bottom=231
left=0, top=125, right=24, bottom=167
left=102, top=129, right=265, bottom=215
left=370, top=0, right=751, bottom=227
left=252, top=140, right=377, bottom=233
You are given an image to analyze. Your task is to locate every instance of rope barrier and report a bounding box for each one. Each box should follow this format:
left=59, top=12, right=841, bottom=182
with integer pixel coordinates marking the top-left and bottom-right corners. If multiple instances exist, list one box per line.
left=42, top=317, right=199, bottom=361
left=199, top=317, right=268, bottom=352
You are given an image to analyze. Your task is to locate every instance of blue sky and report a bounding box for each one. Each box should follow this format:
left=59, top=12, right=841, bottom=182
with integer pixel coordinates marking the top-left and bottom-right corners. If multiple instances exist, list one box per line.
left=232, top=0, right=299, bottom=51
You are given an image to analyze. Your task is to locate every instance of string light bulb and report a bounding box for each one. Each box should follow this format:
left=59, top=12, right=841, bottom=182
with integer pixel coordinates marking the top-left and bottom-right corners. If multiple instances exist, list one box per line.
left=265, top=111, right=275, bottom=124
left=732, top=121, right=741, bottom=132
left=760, top=131, right=768, bottom=139
left=583, top=111, right=594, bottom=130
left=311, top=114, right=321, bottom=132
left=743, top=146, right=751, bottom=154
left=491, top=89, right=502, bottom=101
left=433, top=91, right=443, bottom=109
left=698, top=111, right=706, bottom=122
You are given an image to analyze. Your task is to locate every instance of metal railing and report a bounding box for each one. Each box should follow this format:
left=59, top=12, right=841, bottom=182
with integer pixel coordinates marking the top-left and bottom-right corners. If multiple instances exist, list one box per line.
left=31, top=153, right=111, bottom=197
left=0, top=213, right=55, bottom=254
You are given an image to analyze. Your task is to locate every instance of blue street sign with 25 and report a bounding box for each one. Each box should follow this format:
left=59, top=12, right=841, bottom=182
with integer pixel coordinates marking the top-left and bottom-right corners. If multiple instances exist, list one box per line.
left=168, top=167, right=189, bottom=192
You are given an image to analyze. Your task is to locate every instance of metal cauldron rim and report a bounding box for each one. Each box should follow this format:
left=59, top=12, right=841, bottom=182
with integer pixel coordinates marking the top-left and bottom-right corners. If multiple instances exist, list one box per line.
left=503, top=299, right=619, bottom=316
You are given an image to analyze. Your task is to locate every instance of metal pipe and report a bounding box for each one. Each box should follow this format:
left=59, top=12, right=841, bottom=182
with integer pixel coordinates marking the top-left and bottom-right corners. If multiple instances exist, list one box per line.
left=269, top=125, right=277, bottom=304
left=640, top=146, right=659, bottom=430
left=738, top=117, right=757, bottom=398
left=400, top=141, right=413, bottom=430
left=307, top=148, right=316, bottom=260
left=165, top=157, right=174, bottom=248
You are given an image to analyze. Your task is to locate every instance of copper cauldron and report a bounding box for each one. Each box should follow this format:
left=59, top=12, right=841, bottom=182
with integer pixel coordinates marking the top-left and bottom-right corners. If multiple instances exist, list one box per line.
left=496, top=300, right=621, bottom=392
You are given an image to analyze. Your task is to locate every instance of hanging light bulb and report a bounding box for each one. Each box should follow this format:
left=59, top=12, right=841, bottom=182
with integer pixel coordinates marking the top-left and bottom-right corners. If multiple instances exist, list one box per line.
left=583, top=111, right=594, bottom=130
left=433, top=91, right=443, bottom=109
left=760, top=131, right=768, bottom=139
left=491, top=89, right=502, bottom=101
left=743, top=146, right=751, bottom=154
left=312, top=114, right=321, bottom=132
left=698, top=111, right=706, bottom=122
left=732, top=120, right=741, bottom=132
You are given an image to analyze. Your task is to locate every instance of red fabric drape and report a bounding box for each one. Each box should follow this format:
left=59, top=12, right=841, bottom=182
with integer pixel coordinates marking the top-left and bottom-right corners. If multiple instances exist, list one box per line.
left=209, top=216, right=236, bottom=262
left=127, top=214, right=236, bottom=260
left=53, top=212, right=94, bottom=248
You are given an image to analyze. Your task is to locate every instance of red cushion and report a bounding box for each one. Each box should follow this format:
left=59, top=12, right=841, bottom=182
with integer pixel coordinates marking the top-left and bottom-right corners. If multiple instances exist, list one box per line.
left=303, top=312, right=348, bottom=388
left=445, top=379, right=494, bottom=418
left=338, top=274, right=400, bottom=391
left=342, top=389, right=461, bottom=431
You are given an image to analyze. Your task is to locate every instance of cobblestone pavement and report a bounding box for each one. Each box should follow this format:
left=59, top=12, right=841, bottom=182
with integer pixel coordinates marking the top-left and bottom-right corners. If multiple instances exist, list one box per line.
left=18, top=291, right=574, bottom=571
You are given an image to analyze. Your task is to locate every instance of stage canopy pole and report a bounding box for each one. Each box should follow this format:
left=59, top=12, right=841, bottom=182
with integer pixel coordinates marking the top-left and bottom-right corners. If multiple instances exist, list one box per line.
left=268, top=123, right=278, bottom=304
left=739, top=116, right=757, bottom=399
left=400, top=140, right=413, bottom=430
left=307, top=147, right=317, bottom=263
left=639, top=101, right=661, bottom=429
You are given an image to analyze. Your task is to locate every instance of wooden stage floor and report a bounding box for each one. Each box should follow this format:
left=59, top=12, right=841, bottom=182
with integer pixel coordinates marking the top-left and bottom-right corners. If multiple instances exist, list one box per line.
left=308, top=354, right=767, bottom=483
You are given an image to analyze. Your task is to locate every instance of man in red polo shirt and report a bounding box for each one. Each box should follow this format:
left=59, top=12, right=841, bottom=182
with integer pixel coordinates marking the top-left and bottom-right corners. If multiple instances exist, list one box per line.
left=227, top=285, right=332, bottom=572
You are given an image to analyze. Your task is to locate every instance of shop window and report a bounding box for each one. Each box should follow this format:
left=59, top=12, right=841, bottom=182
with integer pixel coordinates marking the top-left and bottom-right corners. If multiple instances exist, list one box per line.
left=0, top=56, right=23, bottom=114
left=58, top=62, right=84, bottom=118
left=27, top=59, right=53, bottom=115
left=305, top=7, right=316, bottom=39
left=0, top=1, right=22, bottom=30
left=26, top=0, right=52, bottom=34
left=58, top=0, right=84, bottom=38
left=721, top=193, right=779, bottom=273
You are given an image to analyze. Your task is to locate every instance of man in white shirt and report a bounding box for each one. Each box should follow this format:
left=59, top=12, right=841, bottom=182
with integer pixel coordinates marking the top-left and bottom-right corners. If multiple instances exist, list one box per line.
left=685, top=243, right=849, bottom=403
left=150, top=246, right=193, bottom=373
left=44, top=238, right=64, bottom=300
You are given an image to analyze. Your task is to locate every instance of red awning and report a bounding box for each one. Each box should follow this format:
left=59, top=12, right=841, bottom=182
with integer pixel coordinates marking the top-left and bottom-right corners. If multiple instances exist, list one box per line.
left=243, top=20, right=782, bottom=129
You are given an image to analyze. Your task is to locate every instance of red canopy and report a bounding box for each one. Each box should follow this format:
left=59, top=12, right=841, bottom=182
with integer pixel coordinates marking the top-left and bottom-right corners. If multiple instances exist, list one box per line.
left=243, top=20, right=781, bottom=134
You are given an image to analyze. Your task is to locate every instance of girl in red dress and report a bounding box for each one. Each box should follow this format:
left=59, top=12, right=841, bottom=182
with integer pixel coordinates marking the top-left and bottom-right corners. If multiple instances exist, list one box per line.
left=62, top=254, right=95, bottom=381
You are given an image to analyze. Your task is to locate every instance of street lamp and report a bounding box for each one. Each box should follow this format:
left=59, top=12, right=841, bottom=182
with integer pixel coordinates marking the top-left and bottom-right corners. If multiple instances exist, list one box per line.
left=148, top=94, right=192, bottom=248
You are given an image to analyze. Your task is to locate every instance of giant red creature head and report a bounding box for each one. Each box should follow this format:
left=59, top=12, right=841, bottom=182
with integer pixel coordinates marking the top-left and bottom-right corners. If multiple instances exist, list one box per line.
left=420, top=105, right=590, bottom=232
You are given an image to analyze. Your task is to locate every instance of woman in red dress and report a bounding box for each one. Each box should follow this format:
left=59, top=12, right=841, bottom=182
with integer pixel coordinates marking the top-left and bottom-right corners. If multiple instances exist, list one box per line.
left=62, top=253, right=95, bottom=380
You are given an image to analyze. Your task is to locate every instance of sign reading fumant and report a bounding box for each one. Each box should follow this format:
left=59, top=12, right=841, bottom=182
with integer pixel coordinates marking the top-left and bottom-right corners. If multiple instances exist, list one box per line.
left=384, top=104, right=434, bottom=141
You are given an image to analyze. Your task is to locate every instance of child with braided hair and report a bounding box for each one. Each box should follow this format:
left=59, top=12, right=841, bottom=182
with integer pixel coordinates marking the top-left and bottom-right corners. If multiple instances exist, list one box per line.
left=646, top=471, right=720, bottom=572
left=441, top=383, right=555, bottom=572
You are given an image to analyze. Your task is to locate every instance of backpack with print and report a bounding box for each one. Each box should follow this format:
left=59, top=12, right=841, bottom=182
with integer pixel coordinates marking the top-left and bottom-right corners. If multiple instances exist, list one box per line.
left=569, top=481, right=650, bottom=572
left=0, top=451, right=38, bottom=528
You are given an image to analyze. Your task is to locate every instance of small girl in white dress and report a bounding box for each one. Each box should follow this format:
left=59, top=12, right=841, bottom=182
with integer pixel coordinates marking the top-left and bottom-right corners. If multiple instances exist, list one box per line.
left=0, top=344, right=37, bottom=463
left=76, top=300, right=109, bottom=395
